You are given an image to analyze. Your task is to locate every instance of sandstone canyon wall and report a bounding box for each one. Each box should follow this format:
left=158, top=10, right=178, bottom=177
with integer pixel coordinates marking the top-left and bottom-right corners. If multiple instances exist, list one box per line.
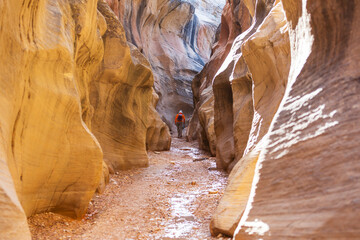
left=0, top=0, right=105, bottom=221
left=234, top=0, right=360, bottom=238
left=107, top=0, right=225, bottom=130
left=189, top=0, right=360, bottom=238
left=187, top=0, right=254, bottom=157
left=0, top=0, right=170, bottom=238
left=91, top=1, right=171, bottom=173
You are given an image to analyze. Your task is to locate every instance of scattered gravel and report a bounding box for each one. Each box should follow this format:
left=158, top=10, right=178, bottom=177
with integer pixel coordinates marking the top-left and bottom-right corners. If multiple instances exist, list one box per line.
left=28, top=137, right=230, bottom=239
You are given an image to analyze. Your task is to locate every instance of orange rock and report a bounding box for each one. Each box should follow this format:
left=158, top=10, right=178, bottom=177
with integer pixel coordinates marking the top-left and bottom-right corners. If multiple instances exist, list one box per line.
left=91, top=2, right=170, bottom=170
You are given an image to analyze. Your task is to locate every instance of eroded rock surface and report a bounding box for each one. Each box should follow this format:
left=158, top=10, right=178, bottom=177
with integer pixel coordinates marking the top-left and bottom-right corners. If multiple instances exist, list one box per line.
left=107, top=0, right=225, bottom=130
left=198, top=0, right=359, bottom=238
left=0, top=0, right=104, bottom=223
left=187, top=0, right=253, bottom=159
left=91, top=1, right=171, bottom=172
left=0, top=0, right=170, bottom=236
left=146, top=91, right=172, bottom=151
left=207, top=0, right=291, bottom=235
left=235, top=0, right=360, bottom=238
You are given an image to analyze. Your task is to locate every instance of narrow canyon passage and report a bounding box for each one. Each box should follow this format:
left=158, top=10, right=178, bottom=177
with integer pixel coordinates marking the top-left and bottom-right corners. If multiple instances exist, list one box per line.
left=1, top=1, right=359, bottom=239
left=28, top=137, right=229, bottom=240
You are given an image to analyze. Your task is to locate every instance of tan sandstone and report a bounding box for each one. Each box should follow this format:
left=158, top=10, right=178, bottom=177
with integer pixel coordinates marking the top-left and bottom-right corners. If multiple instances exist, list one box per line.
left=210, top=0, right=290, bottom=236
left=0, top=0, right=169, bottom=238
left=0, top=0, right=104, bottom=222
left=0, top=2, right=108, bottom=239
left=235, top=0, right=360, bottom=238
left=91, top=1, right=169, bottom=171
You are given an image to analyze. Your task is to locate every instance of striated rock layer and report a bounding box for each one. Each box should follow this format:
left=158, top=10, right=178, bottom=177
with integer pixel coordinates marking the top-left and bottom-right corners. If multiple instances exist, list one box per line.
left=0, top=0, right=104, bottom=225
left=235, top=0, right=360, bottom=238
left=187, top=0, right=253, bottom=157
left=194, top=0, right=360, bottom=238
left=107, top=0, right=225, bottom=130
left=208, top=0, right=291, bottom=236
left=0, top=161, right=31, bottom=239
left=91, top=1, right=170, bottom=172
left=0, top=0, right=170, bottom=237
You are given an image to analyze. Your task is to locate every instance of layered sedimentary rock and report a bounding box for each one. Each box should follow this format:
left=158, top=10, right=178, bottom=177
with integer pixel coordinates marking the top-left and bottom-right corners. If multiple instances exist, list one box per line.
left=91, top=2, right=171, bottom=172
left=235, top=0, right=360, bottom=238
left=0, top=0, right=170, bottom=237
left=0, top=0, right=104, bottom=224
left=107, top=0, right=225, bottom=129
left=201, top=0, right=360, bottom=238
left=210, top=141, right=262, bottom=237
left=209, top=0, right=291, bottom=235
left=187, top=0, right=253, bottom=157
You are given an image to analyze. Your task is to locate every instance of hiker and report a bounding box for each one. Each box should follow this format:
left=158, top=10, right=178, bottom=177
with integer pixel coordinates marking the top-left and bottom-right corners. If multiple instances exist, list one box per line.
left=175, top=110, right=185, bottom=138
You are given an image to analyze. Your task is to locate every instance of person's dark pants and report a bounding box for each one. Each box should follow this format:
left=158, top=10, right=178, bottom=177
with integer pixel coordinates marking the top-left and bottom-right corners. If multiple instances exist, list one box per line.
left=176, top=122, right=183, bottom=138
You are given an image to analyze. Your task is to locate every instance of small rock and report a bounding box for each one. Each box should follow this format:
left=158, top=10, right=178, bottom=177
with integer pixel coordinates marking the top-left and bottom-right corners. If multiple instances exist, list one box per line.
left=110, top=179, right=118, bottom=184
left=209, top=190, right=218, bottom=194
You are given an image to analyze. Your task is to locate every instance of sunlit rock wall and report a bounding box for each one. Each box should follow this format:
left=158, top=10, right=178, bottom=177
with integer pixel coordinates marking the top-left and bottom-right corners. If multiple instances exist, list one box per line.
left=0, top=162, right=31, bottom=239
left=107, top=0, right=225, bottom=130
left=199, top=0, right=359, bottom=238
left=91, top=1, right=171, bottom=172
left=235, top=0, right=360, bottom=238
left=0, top=0, right=170, bottom=237
left=210, top=0, right=291, bottom=236
left=190, top=0, right=289, bottom=170
left=0, top=0, right=104, bottom=233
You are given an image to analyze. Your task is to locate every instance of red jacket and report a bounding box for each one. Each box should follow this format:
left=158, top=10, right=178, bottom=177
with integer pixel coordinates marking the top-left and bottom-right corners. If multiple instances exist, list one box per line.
left=175, top=113, right=185, bottom=124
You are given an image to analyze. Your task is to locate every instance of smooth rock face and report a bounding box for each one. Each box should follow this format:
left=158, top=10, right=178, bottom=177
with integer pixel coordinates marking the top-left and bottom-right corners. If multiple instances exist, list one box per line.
left=107, top=0, right=225, bottom=130
left=0, top=162, right=31, bottom=239
left=0, top=0, right=170, bottom=235
left=210, top=141, right=262, bottom=237
left=209, top=0, right=291, bottom=236
left=235, top=0, right=360, bottom=238
left=146, top=91, right=172, bottom=151
left=91, top=1, right=170, bottom=171
left=187, top=0, right=253, bottom=159
left=0, top=0, right=103, bottom=222
left=241, top=0, right=290, bottom=158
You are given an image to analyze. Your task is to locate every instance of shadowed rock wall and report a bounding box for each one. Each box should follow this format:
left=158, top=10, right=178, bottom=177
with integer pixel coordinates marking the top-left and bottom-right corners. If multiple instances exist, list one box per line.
left=91, top=1, right=170, bottom=172
left=235, top=0, right=360, bottom=238
left=209, top=0, right=291, bottom=235
left=107, top=0, right=225, bottom=130
left=187, top=0, right=255, bottom=163
left=191, top=0, right=360, bottom=238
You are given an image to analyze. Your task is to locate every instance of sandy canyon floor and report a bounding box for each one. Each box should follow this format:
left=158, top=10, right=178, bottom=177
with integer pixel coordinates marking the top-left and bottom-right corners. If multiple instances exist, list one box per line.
left=28, top=137, right=229, bottom=239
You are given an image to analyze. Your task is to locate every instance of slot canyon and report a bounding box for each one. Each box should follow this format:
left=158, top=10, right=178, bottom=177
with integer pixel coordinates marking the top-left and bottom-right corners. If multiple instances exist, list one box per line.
left=0, top=0, right=359, bottom=239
